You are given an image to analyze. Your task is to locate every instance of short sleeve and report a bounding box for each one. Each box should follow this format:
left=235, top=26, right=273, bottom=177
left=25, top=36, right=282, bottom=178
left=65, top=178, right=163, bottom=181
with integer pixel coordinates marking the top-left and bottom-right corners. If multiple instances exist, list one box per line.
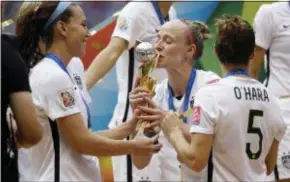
left=190, top=87, right=219, bottom=135
left=253, top=4, right=274, bottom=50
left=168, top=6, right=178, bottom=20
left=111, top=3, right=145, bottom=49
left=2, top=40, right=31, bottom=93
left=274, top=120, right=287, bottom=142
left=41, top=72, right=80, bottom=120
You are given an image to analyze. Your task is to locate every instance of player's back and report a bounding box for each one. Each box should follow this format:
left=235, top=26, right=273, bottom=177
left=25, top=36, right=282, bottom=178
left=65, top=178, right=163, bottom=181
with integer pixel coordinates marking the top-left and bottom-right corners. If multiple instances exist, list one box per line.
left=208, top=76, right=284, bottom=181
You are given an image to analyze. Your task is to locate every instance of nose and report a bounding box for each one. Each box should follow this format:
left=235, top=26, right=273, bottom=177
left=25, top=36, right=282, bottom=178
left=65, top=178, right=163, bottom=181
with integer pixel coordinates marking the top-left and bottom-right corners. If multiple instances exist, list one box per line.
left=154, top=41, right=162, bottom=52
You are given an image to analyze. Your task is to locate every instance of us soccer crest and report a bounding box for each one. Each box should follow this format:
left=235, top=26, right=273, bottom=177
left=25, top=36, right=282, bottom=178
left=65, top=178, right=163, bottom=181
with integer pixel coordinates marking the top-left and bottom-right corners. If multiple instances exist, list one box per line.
left=281, top=152, right=290, bottom=169
left=73, top=74, right=83, bottom=90
left=117, top=17, right=128, bottom=31
left=60, top=90, right=75, bottom=108
left=190, top=96, right=195, bottom=108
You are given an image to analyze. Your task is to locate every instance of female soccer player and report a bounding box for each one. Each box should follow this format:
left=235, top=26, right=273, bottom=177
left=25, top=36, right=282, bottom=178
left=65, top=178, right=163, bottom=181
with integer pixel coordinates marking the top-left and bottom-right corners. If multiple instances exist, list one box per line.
left=129, top=19, right=220, bottom=181
left=138, top=15, right=287, bottom=181
left=16, top=2, right=161, bottom=181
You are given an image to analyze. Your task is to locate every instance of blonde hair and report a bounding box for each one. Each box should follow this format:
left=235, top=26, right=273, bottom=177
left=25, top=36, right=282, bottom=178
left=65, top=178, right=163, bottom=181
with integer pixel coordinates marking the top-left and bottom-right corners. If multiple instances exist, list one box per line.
left=183, top=20, right=211, bottom=60
left=16, top=2, right=42, bottom=35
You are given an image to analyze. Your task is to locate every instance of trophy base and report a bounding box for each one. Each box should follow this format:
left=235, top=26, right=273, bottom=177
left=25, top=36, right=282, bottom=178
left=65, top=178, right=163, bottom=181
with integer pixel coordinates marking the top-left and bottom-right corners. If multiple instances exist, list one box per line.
left=144, top=130, right=159, bottom=144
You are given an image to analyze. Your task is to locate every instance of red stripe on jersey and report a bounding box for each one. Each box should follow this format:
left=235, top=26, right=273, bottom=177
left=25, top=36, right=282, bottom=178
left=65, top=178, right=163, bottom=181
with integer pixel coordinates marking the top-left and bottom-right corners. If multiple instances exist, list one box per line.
left=192, top=106, right=201, bottom=125
left=206, top=79, right=220, bottom=85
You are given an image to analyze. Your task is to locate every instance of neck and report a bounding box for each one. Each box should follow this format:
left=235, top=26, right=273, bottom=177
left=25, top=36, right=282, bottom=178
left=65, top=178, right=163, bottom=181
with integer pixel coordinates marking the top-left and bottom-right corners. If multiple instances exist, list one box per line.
left=158, top=2, right=173, bottom=18
left=224, top=63, right=248, bottom=73
left=47, top=42, right=71, bottom=66
left=167, top=64, right=193, bottom=97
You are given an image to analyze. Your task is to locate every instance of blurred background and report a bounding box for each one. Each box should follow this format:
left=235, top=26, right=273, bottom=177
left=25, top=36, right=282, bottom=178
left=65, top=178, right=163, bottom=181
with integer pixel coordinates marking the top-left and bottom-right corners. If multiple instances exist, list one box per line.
left=1, top=1, right=272, bottom=132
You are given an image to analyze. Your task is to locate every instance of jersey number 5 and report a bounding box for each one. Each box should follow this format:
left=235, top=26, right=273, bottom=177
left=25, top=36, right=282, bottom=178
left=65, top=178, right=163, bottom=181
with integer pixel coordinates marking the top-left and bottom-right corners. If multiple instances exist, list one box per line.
left=246, top=110, right=264, bottom=160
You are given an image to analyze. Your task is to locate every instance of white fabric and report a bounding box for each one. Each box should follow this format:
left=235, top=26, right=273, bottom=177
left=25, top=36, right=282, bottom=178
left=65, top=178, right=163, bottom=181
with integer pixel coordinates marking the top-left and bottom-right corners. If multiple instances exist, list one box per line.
left=109, top=2, right=177, bottom=129
left=190, top=76, right=287, bottom=181
left=129, top=70, right=219, bottom=181
left=109, top=2, right=177, bottom=181
left=28, top=57, right=100, bottom=181
left=254, top=2, right=290, bottom=97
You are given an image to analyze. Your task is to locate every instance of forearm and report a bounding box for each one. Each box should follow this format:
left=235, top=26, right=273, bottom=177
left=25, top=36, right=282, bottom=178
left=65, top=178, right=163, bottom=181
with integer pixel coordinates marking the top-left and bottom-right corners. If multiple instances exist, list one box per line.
left=169, top=127, right=194, bottom=166
left=96, top=121, right=136, bottom=140
left=248, top=58, right=263, bottom=80
left=249, top=46, right=265, bottom=80
left=77, top=132, right=136, bottom=156
left=180, top=124, right=191, bottom=143
left=85, top=47, right=119, bottom=89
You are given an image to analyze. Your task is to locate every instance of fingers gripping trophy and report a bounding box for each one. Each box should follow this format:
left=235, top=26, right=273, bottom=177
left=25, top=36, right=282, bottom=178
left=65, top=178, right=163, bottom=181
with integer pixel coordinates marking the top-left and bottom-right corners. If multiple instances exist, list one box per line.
left=135, top=42, right=160, bottom=139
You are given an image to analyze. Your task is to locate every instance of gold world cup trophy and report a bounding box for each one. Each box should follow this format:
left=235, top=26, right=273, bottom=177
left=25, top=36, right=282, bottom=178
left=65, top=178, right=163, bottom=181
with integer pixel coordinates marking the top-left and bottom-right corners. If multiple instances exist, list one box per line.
left=135, top=42, right=160, bottom=139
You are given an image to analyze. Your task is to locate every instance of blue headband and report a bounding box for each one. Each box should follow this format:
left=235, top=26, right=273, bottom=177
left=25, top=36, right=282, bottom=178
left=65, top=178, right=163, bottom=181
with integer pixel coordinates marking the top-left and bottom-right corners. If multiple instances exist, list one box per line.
left=43, top=2, right=72, bottom=30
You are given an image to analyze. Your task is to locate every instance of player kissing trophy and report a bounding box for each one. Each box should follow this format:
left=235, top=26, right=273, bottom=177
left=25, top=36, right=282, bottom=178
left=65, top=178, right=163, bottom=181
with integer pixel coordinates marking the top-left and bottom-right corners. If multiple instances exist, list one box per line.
left=135, top=42, right=160, bottom=139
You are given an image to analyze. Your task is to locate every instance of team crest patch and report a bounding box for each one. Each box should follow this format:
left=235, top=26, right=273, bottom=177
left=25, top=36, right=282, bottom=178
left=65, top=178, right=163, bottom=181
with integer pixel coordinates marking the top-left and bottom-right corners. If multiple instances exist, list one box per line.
left=73, top=74, right=83, bottom=90
left=60, top=89, right=75, bottom=108
left=117, top=17, right=128, bottom=30
left=189, top=96, right=195, bottom=108
left=192, top=106, right=201, bottom=125
left=281, top=152, right=290, bottom=169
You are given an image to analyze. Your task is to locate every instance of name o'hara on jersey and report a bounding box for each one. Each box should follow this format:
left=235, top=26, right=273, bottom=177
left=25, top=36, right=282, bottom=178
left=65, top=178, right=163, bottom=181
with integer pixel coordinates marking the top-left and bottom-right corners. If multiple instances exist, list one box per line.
left=233, top=86, right=270, bottom=102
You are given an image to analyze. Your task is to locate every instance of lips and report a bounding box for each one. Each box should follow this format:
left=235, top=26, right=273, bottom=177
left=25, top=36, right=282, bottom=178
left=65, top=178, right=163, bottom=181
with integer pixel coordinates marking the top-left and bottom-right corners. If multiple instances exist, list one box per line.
left=157, top=54, right=164, bottom=65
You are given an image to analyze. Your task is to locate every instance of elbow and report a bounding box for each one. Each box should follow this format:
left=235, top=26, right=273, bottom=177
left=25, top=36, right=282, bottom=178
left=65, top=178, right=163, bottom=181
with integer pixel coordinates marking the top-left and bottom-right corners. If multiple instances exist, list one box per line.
left=178, top=150, right=205, bottom=173
left=19, top=127, right=43, bottom=148
left=266, top=169, right=272, bottom=176
left=191, top=162, right=206, bottom=173
left=134, top=162, right=148, bottom=170
left=265, top=161, right=274, bottom=176
left=132, top=154, right=152, bottom=170
left=69, top=134, right=90, bottom=155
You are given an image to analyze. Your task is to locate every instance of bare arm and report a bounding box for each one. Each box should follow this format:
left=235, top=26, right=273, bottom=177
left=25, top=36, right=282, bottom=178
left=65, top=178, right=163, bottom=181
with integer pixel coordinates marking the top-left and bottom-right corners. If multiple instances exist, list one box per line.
left=131, top=123, right=155, bottom=170
left=85, top=37, right=128, bottom=89
left=10, top=92, right=43, bottom=148
left=96, top=120, right=135, bottom=140
left=168, top=127, right=213, bottom=172
left=58, top=113, right=135, bottom=156
left=57, top=113, right=160, bottom=157
left=248, top=46, right=266, bottom=80
left=265, top=139, right=279, bottom=175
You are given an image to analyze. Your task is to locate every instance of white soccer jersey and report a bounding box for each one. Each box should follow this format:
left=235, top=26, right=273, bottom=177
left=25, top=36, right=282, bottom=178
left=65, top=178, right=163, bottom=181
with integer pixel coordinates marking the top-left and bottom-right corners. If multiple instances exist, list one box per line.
left=109, top=1, right=177, bottom=129
left=109, top=2, right=177, bottom=181
left=29, top=57, right=101, bottom=181
left=190, top=76, right=287, bottom=181
left=254, top=2, right=290, bottom=97
left=132, top=70, right=220, bottom=181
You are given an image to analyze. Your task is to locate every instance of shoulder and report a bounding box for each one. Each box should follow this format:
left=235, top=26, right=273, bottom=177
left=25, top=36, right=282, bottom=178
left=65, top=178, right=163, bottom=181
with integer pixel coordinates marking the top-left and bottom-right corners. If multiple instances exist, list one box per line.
left=30, top=58, right=72, bottom=89
left=67, top=57, right=85, bottom=74
left=2, top=38, right=28, bottom=73
left=255, top=3, right=274, bottom=21
left=68, top=57, right=84, bottom=68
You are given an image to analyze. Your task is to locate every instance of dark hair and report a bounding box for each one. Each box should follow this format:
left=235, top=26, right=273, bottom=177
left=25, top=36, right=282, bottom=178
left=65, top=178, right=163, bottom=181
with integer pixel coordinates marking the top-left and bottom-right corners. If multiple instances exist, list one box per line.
left=16, top=1, right=76, bottom=68
left=182, top=20, right=211, bottom=60
left=215, top=14, right=255, bottom=65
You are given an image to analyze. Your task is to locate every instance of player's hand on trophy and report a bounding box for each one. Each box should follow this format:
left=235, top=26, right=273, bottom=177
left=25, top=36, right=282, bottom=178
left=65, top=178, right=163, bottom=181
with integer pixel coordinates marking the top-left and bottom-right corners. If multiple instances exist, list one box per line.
left=132, top=123, right=162, bottom=156
left=137, top=97, right=166, bottom=132
left=161, top=111, right=182, bottom=137
left=129, top=86, right=151, bottom=111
